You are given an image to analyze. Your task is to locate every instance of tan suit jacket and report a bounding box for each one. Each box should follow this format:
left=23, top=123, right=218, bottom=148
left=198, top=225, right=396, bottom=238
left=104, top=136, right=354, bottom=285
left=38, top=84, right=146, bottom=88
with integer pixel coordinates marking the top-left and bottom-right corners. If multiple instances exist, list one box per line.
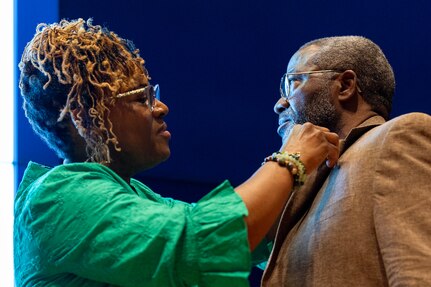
left=262, top=113, right=431, bottom=286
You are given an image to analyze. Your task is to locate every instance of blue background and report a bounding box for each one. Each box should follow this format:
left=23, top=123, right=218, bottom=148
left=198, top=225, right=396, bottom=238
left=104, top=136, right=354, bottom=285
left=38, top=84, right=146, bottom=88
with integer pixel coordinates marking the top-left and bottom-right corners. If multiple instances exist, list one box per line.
left=16, top=0, right=431, bottom=285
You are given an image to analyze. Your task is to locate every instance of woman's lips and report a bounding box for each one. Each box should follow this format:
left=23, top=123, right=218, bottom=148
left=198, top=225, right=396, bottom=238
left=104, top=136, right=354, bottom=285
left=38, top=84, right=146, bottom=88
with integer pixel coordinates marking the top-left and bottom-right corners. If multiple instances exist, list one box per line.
left=158, top=123, right=171, bottom=139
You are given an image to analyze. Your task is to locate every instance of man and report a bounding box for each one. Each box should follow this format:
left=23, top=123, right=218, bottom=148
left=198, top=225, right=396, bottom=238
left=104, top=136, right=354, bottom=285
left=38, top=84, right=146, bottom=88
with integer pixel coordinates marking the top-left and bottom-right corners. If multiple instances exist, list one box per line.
left=262, top=36, right=431, bottom=286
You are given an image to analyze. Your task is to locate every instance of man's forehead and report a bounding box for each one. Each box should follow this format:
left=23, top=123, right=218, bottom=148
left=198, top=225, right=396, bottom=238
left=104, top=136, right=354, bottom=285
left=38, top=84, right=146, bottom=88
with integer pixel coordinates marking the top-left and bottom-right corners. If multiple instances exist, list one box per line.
left=287, top=45, right=320, bottom=72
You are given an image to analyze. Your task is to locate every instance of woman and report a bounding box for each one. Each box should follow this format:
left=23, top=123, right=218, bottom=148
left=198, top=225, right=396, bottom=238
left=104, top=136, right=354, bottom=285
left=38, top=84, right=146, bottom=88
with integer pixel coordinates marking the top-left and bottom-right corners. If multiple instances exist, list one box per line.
left=14, top=18, right=339, bottom=287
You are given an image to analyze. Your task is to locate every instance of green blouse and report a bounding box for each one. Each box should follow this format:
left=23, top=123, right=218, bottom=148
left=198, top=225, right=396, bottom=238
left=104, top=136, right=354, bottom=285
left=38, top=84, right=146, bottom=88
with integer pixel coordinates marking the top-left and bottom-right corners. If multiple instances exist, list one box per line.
left=14, top=162, right=254, bottom=286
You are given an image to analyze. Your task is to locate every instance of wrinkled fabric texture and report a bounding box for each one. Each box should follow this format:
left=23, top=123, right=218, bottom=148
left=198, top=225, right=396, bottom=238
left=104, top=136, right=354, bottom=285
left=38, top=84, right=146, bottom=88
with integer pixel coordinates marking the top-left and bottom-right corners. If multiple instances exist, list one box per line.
left=262, top=113, right=431, bottom=286
left=14, top=162, right=252, bottom=287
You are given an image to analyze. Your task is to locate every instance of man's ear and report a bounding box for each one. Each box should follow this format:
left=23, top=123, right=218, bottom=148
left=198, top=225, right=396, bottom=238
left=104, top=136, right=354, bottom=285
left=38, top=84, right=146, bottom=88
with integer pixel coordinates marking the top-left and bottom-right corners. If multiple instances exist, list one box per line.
left=338, top=70, right=359, bottom=102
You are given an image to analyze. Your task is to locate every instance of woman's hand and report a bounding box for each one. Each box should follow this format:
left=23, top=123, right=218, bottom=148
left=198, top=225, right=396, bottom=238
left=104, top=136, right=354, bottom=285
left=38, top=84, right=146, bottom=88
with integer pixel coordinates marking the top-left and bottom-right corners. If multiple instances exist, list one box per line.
left=236, top=122, right=339, bottom=250
left=280, top=122, right=340, bottom=173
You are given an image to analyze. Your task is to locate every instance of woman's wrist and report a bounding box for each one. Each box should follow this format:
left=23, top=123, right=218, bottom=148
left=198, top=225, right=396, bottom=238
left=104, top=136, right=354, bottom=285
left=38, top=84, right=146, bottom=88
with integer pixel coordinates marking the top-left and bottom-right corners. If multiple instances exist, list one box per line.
left=262, top=152, right=307, bottom=187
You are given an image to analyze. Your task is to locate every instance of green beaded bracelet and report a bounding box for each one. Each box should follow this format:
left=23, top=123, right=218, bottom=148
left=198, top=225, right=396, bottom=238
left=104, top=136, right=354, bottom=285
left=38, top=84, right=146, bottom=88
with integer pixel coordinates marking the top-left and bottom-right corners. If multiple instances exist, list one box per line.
left=262, top=152, right=307, bottom=186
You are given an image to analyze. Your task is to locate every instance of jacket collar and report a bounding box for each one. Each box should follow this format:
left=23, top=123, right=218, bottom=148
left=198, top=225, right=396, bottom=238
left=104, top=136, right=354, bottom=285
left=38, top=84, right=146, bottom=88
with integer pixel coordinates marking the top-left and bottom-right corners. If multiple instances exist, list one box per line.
left=340, top=115, right=386, bottom=154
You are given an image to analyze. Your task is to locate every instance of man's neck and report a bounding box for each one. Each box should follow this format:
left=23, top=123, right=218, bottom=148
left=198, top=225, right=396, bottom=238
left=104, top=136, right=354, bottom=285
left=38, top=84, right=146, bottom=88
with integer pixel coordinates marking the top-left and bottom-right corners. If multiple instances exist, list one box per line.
left=337, top=110, right=380, bottom=139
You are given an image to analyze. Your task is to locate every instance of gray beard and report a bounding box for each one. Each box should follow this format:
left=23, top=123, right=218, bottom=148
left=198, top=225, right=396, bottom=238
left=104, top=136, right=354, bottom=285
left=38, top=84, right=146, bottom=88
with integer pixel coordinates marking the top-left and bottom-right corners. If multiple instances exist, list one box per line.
left=279, top=87, right=340, bottom=142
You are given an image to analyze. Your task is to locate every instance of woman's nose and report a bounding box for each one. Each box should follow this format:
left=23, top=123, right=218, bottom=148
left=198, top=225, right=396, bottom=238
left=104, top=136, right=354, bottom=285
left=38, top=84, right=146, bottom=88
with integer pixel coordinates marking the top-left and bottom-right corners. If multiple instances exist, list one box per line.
left=152, top=99, right=169, bottom=117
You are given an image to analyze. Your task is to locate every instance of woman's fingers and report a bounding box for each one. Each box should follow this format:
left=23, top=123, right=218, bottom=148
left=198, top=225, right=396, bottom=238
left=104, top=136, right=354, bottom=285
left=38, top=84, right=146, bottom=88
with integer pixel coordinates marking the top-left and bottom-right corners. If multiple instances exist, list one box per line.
left=324, top=131, right=339, bottom=146
left=324, top=131, right=340, bottom=168
left=311, top=125, right=330, bottom=132
left=280, top=122, right=340, bottom=173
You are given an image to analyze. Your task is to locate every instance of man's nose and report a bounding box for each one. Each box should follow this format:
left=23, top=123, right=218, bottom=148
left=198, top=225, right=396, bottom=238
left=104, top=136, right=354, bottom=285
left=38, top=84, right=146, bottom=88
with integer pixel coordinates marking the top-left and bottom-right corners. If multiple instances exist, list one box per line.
left=274, top=97, right=289, bottom=114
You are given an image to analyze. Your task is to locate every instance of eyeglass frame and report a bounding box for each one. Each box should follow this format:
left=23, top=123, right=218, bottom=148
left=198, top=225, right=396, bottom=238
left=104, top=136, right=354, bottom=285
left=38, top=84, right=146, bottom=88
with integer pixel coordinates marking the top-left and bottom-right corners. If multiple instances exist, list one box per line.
left=280, top=69, right=341, bottom=101
left=115, top=84, right=160, bottom=111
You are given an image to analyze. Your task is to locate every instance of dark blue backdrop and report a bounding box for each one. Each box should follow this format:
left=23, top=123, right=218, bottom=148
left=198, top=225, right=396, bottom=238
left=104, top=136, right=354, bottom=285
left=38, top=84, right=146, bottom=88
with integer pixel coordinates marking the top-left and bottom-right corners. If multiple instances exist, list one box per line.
left=16, top=0, right=431, bottom=285
left=18, top=0, right=431, bottom=196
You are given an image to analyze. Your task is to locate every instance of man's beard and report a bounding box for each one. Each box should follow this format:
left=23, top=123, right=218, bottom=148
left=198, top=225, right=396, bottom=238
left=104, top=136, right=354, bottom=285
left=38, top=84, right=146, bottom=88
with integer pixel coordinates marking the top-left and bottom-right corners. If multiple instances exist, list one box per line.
left=279, top=84, right=340, bottom=142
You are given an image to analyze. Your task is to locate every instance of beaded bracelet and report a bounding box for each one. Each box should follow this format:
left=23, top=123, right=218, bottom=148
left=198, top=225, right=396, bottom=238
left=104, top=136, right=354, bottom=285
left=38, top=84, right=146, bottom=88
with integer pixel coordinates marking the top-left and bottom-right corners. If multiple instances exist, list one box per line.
left=262, top=152, right=307, bottom=187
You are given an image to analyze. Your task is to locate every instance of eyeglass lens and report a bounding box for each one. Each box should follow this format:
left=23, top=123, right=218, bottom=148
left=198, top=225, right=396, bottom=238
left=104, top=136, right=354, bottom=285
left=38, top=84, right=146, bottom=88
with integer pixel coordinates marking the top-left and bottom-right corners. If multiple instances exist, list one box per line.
left=280, top=74, right=289, bottom=100
left=148, top=84, right=160, bottom=110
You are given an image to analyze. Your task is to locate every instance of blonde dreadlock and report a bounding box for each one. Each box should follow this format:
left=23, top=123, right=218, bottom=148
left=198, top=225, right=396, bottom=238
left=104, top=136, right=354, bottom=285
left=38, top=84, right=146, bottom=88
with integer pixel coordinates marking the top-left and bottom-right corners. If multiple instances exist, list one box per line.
left=19, top=18, right=149, bottom=163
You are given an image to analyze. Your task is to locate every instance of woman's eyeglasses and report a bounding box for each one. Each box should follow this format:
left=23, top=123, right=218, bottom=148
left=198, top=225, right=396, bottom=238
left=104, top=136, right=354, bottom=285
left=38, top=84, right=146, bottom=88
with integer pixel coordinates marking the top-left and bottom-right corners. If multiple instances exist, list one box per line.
left=116, top=84, right=160, bottom=111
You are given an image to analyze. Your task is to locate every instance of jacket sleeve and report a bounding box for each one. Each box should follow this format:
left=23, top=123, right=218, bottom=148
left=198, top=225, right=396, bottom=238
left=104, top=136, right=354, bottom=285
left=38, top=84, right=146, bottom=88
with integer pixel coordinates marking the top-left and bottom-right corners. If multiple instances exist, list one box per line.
left=372, top=113, right=431, bottom=287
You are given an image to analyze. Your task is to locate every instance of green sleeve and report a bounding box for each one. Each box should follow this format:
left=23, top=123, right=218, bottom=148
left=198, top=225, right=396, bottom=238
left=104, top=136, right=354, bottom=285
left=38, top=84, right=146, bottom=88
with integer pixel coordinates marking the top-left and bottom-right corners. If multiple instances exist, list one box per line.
left=17, top=164, right=251, bottom=287
left=251, top=238, right=272, bottom=269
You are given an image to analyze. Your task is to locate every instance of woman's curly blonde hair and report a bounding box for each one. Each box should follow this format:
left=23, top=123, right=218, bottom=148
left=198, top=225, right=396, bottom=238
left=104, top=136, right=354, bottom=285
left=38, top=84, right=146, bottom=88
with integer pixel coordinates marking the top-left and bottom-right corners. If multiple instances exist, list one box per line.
left=19, top=18, right=149, bottom=163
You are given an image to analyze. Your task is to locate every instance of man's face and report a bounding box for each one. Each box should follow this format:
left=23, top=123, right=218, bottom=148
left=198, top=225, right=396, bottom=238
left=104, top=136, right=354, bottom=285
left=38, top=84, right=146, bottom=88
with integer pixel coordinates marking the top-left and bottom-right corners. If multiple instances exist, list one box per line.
left=275, top=46, right=340, bottom=141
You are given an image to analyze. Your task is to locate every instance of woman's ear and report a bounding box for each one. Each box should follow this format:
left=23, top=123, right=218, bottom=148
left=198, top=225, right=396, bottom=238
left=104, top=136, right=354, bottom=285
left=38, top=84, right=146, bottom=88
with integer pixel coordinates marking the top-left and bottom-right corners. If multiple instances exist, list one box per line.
left=69, top=108, right=79, bottom=128
left=68, top=108, right=87, bottom=138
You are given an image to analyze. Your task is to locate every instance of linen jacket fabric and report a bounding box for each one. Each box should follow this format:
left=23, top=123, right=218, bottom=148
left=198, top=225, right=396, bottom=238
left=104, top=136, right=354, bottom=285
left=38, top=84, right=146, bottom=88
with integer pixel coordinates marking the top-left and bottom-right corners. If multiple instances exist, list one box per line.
left=262, top=112, right=431, bottom=286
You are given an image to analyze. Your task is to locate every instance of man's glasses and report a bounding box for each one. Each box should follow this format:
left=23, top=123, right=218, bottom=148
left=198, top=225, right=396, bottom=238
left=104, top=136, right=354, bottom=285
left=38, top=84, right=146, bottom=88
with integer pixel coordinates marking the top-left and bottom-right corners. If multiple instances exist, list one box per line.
left=280, top=70, right=340, bottom=101
left=116, top=84, right=160, bottom=111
